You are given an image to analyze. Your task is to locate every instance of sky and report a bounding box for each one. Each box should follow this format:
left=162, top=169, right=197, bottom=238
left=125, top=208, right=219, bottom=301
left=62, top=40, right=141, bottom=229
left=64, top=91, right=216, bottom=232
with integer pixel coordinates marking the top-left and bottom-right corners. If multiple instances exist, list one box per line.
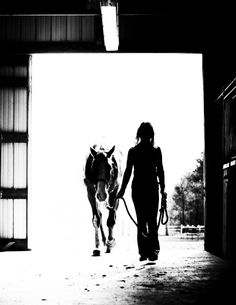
left=30, top=53, right=204, bottom=249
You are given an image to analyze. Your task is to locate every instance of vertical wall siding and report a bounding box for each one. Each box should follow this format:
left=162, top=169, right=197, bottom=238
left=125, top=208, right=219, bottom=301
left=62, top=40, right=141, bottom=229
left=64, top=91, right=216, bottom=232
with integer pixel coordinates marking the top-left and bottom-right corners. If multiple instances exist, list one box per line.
left=0, top=199, right=26, bottom=239
left=36, top=16, right=51, bottom=41
left=21, top=17, right=36, bottom=41
left=224, top=98, right=236, bottom=161
left=13, top=199, right=27, bottom=239
left=14, top=143, right=27, bottom=188
left=0, top=199, right=13, bottom=238
left=14, top=90, right=27, bottom=132
left=0, top=56, right=29, bottom=245
left=1, top=144, right=14, bottom=188
left=0, top=90, right=14, bottom=131
left=67, top=16, right=81, bottom=41
left=0, top=16, right=96, bottom=42
left=52, top=16, right=67, bottom=41
left=0, top=143, right=26, bottom=188
left=221, top=79, right=236, bottom=260
left=0, top=89, right=27, bottom=132
left=15, top=66, right=28, bottom=78
left=0, top=64, right=27, bottom=78
left=82, top=17, right=95, bottom=41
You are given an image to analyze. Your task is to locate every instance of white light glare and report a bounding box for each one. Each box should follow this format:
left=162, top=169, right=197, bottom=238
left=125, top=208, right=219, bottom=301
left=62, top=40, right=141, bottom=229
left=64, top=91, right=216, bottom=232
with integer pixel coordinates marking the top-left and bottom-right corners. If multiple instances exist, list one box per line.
left=100, top=5, right=119, bottom=51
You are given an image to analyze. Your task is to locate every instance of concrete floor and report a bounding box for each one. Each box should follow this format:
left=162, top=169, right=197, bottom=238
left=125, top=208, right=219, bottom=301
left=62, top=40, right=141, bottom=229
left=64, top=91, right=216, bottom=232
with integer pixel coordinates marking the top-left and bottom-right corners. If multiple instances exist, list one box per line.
left=0, top=236, right=235, bottom=305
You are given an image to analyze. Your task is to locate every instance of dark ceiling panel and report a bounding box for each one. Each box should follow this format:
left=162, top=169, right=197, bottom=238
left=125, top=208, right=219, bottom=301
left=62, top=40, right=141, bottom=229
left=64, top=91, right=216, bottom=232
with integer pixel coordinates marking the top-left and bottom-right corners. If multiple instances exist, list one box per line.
left=0, top=0, right=204, bottom=15
left=0, top=1, right=99, bottom=14
left=0, top=0, right=233, bottom=18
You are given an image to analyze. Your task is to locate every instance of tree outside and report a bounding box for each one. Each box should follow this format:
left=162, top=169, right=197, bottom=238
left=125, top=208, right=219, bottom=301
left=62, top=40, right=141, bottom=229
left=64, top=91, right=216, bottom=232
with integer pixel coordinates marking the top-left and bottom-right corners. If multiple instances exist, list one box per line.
left=169, top=154, right=204, bottom=226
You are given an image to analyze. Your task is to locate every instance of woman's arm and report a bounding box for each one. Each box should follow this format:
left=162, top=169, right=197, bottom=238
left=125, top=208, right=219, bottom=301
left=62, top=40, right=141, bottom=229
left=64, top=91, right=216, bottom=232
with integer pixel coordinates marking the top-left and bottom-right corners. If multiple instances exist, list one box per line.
left=157, top=147, right=165, bottom=194
left=117, top=149, right=133, bottom=197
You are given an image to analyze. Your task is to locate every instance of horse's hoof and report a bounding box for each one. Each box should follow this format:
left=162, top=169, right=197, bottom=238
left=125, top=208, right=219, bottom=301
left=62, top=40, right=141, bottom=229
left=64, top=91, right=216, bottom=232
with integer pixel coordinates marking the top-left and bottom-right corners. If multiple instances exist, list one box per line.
left=106, top=238, right=116, bottom=253
left=107, top=238, right=116, bottom=248
left=92, top=249, right=101, bottom=256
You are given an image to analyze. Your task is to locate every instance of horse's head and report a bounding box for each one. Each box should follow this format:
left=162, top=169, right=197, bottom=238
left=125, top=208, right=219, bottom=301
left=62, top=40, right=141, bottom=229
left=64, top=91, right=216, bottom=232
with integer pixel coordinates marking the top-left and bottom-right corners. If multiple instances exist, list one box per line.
left=90, top=145, right=116, bottom=203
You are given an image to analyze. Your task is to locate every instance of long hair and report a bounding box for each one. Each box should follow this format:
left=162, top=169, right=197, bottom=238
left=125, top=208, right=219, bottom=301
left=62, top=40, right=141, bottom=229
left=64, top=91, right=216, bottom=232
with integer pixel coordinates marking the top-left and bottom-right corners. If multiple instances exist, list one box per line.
left=136, top=122, right=155, bottom=146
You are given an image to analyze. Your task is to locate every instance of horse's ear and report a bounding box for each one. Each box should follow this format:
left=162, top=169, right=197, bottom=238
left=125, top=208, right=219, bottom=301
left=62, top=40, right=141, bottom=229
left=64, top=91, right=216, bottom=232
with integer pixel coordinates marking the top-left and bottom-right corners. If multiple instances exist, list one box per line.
left=90, top=147, right=97, bottom=157
left=107, top=145, right=115, bottom=158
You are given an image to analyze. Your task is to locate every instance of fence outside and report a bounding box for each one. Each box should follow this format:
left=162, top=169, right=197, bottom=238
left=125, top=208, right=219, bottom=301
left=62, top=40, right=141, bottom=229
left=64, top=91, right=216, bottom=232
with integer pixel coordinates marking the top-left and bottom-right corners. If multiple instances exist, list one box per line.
left=159, top=225, right=205, bottom=240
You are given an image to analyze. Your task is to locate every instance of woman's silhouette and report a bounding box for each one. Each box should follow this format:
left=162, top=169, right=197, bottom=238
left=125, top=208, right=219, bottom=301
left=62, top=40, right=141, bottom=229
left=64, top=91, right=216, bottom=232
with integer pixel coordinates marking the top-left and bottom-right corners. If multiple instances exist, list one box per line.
left=117, top=122, right=165, bottom=261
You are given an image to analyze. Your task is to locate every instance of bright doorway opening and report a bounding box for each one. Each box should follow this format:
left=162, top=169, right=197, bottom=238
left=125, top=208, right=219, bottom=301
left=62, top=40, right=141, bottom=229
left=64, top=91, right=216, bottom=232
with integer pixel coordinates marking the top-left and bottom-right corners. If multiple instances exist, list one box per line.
left=30, top=53, right=204, bottom=254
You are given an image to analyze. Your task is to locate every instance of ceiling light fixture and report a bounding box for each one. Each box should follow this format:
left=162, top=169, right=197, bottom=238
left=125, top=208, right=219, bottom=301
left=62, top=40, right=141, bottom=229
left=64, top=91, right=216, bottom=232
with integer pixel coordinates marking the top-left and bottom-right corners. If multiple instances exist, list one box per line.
left=100, top=0, right=119, bottom=51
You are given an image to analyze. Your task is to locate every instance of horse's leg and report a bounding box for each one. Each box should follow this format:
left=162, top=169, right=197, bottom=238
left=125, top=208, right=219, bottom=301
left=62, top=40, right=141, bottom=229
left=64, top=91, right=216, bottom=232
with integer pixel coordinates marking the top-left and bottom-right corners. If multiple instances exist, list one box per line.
left=93, top=215, right=101, bottom=256
left=84, top=179, right=101, bottom=256
left=100, top=223, right=107, bottom=246
left=106, top=193, right=118, bottom=253
left=106, top=224, right=116, bottom=253
left=94, top=209, right=107, bottom=255
left=92, top=203, right=106, bottom=256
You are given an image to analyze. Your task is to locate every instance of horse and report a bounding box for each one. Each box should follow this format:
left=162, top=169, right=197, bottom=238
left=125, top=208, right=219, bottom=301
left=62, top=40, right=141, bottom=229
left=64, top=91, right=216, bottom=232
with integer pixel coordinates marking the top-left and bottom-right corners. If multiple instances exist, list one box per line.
left=84, top=145, right=121, bottom=256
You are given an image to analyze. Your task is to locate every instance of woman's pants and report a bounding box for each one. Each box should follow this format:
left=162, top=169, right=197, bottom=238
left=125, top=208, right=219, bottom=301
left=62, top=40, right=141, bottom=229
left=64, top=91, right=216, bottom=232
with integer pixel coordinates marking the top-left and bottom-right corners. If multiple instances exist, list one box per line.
left=132, top=184, right=160, bottom=257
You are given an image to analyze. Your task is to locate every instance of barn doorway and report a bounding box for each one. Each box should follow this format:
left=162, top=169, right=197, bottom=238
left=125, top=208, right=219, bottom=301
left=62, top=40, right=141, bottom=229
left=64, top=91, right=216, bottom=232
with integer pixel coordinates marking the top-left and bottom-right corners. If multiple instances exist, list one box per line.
left=29, top=53, right=204, bottom=254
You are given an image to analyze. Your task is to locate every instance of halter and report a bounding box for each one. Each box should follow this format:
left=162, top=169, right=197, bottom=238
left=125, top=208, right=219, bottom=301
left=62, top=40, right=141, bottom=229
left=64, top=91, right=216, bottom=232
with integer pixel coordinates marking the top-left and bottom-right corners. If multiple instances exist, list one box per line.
left=97, top=177, right=109, bottom=185
left=92, top=153, right=117, bottom=190
left=91, top=152, right=110, bottom=181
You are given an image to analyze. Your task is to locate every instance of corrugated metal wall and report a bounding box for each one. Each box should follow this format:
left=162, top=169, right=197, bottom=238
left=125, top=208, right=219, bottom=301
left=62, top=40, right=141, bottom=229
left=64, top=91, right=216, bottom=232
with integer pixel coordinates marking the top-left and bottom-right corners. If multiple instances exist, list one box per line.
left=0, top=15, right=96, bottom=43
left=0, top=14, right=100, bottom=250
left=0, top=56, right=30, bottom=250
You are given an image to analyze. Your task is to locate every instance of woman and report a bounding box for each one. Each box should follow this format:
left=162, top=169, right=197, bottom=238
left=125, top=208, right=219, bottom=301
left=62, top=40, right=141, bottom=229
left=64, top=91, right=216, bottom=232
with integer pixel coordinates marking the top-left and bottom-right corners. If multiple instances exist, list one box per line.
left=117, top=122, right=166, bottom=261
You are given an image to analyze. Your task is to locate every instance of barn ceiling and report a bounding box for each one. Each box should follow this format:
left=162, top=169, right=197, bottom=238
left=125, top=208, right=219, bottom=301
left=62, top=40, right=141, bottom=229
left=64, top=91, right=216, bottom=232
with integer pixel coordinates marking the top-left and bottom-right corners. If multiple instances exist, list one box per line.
left=0, top=0, right=235, bottom=54
left=0, top=0, right=229, bottom=15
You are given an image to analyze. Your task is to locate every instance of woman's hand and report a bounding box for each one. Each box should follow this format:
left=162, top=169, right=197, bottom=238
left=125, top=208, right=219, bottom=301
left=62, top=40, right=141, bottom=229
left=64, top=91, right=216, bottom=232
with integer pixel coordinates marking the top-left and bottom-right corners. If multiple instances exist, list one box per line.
left=117, top=189, right=125, bottom=198
left=161, top=191, right=167, bottom=200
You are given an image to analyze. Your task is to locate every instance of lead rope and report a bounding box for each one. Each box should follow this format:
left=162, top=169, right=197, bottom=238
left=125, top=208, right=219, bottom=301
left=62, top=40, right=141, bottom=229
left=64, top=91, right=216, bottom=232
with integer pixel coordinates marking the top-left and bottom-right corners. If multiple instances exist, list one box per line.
left=117, top=192, right=168, bottom=237
left=157, top=192, right=168, bottom=229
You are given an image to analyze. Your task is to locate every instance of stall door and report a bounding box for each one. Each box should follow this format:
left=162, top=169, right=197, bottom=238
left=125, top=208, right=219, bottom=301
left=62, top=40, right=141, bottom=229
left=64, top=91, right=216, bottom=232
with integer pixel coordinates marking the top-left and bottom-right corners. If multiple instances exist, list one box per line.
left=222, top=78, right=236, bottom=260
left=0, top=55, right=31, bottom=251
